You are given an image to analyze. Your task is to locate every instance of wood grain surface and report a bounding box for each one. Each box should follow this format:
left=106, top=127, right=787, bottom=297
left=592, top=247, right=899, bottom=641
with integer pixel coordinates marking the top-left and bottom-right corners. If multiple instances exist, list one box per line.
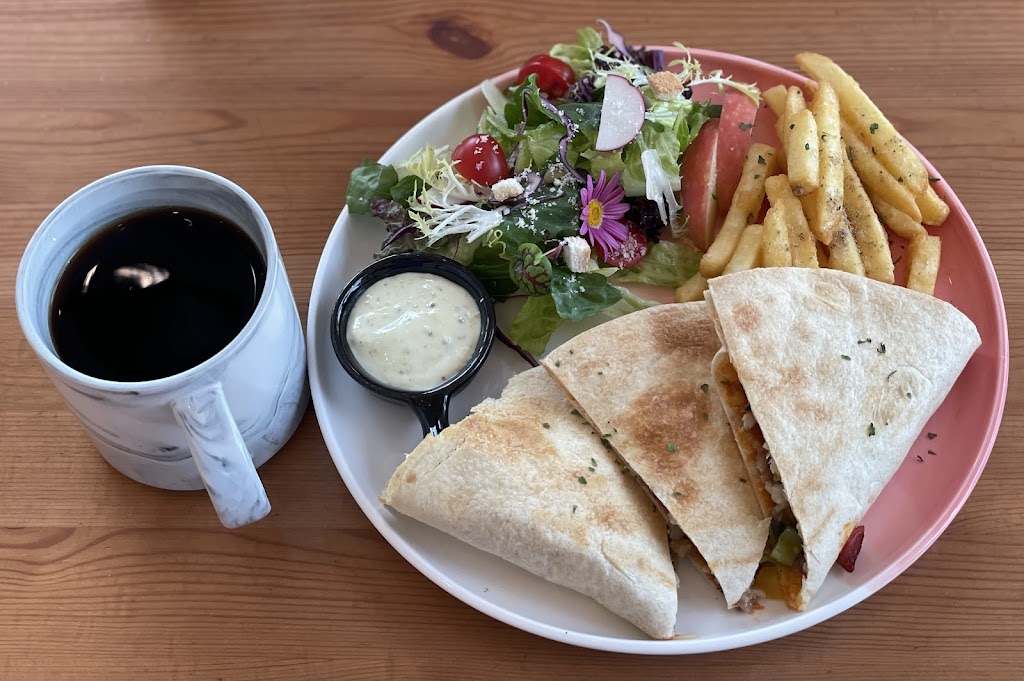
left=1, top=1, right=1021, bottom=679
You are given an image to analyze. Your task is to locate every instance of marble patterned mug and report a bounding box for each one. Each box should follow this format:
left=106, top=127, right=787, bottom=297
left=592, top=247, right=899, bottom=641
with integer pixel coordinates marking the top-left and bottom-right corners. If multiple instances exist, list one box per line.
left=15, top=166, right=309, bottom=528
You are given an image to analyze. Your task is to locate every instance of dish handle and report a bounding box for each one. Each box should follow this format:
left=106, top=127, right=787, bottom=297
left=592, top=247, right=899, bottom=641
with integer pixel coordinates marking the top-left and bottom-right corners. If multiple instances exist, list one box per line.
left=408, top=392, right=451, bottom=437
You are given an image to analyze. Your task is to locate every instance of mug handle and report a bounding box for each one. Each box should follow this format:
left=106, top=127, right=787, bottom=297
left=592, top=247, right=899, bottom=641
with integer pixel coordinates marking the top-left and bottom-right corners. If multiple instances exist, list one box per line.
left=172, top=383, right=271, bottom=528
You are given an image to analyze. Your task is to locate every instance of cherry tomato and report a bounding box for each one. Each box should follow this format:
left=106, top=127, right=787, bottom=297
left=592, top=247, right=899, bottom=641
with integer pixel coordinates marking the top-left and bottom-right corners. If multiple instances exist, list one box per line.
left=595, top=220, right=648, bottom=268
left=451, top=134, right=509, bottom=186
left=517, top=54, right=576, bottom=99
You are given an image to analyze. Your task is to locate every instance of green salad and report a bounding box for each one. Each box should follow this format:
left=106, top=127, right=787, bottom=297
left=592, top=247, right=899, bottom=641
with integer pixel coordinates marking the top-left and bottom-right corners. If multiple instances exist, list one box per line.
left=345, top=20, right=757, bottom=354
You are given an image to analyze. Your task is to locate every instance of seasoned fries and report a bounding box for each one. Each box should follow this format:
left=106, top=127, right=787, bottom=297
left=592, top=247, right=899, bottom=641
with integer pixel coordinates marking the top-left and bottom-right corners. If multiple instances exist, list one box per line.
left=871, top=195, right=927, bottom=240
left=796, top=52, right=928, bottom=194
left=907, top=234, right=941, bottom=295
left=700, top=144, right=777, bottom=278
left=674, top=272, right=709, bottom=303
left=787, top=109, right=819, bottom=197
left=692, top=52, right=947, bottom=299
left=765, top=175, right=817, bottom=269
left=915, top=183, right=951, bottom=226
left=827, top=211, right=866, bottom=276
left=723, top=224, right=764, bottom=274
left=761, top=208, right=792, bottom=267
left=842, top=121, right=922, bottom=221
left=810, top=82, right=843, bottom=244
left=843, top=156, right=895, bottom=283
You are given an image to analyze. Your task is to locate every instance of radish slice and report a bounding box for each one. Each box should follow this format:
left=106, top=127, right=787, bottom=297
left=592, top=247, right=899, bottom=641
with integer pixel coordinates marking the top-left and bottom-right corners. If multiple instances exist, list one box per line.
left=595, top=75, right=645, bottom=152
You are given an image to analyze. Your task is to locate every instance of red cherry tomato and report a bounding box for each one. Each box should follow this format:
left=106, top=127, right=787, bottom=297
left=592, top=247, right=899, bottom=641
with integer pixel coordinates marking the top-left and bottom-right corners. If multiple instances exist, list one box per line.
left=451, top=134, right=509, bottom=186
left=517, top=54, right=576, bottom=99
left=595, top=220, right=648, bottom=268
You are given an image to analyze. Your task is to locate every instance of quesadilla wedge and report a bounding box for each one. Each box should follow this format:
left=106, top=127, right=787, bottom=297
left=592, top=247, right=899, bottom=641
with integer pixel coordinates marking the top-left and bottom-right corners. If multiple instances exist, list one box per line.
left=380, top=366, right=678, bottom=639
left=541, top=302, right=770, bottom=611
left=705, top=268, right=981, bottom=610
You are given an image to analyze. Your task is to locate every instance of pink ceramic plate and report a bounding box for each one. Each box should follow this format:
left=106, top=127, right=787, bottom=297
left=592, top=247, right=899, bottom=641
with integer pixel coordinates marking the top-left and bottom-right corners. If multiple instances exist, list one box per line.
left=306, top=48, right=1009, bottom=653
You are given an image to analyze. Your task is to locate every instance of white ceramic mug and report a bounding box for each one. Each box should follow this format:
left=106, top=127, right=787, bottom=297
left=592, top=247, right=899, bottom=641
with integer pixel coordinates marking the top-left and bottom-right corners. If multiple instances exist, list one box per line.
left=15, top=166, right=309, bottom=528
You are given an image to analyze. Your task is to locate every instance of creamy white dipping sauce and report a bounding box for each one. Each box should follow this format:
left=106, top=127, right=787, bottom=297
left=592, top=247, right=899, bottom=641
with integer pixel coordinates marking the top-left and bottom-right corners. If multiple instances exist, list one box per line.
left=346, top=272, right=482, bottom=391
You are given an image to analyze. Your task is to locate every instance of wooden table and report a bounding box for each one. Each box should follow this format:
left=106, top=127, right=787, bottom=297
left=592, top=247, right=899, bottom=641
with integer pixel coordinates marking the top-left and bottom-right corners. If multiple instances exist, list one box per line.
left=1, top=1, right=1020, bottom=678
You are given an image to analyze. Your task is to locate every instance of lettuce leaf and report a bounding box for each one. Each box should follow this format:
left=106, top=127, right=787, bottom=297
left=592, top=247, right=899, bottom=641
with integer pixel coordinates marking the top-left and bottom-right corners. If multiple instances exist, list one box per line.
left=507, top=294, right=562, bottom=355
left=549, top=268, right=622, bottom=322
left=612, top=240, right=701, bottom=288
left=346, top=161, right=400, bottom=214
left=548, top=27, right=603, bottom=77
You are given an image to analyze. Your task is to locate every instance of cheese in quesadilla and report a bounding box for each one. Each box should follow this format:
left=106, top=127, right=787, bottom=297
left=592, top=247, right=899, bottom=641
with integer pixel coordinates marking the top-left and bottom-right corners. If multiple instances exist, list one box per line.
left=380, top=366, right=678, bottom=639
left=541, top=302, right=770, bottom=611
left=705, top=268, right=981, bottom=610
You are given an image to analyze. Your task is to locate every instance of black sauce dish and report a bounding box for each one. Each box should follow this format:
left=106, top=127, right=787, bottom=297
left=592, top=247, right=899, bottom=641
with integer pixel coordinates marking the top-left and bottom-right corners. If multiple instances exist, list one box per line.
left=330, top=253, right=496, bottom=437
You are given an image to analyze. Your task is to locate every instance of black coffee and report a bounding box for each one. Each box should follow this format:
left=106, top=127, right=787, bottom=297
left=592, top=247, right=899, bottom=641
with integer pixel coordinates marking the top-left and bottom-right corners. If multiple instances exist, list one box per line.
left=50, top=207, right=267, bottom=382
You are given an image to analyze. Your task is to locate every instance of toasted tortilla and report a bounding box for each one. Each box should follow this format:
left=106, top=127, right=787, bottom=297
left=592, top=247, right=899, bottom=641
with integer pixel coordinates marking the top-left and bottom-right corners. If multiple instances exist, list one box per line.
left=380, top=367, right=678, bottom=640
left=705, top=268, right=981, bottom=610
left=541, top=302, right=770, bottom=609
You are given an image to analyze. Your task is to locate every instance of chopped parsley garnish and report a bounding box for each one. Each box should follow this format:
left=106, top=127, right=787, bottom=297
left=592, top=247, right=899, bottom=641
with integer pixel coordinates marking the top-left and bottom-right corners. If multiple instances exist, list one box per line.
left=700, top=383, right=709, bottom=393
left=591, top=458, right=597, bottom=467
left=712, top=192, right=718, bottom=202
left=599, top=434, right=612, bottom=449
left=841, top=354, right=851, bottom=360
left=916, top=454, right=924, bottom=462
left=568, top=349, right=574, bottom=355
left=805, top=142, right=810, bottom=150
left=720, top=379, right=731, bottom=385
left=898, top=176, right=904, bottom=183
left=666, top=443, right=678, bottom=452
left=927, top=432, right=937, bottom=439
left=893, top=256, right=902, bottom=265
left=847, top=145, right=854, bottom=163
left=754, top=174, right=760, bottom=179
left=572, top=505, right=577, bottom=513
left=740, top=122, right=755, bottom=131
left=929, top=176, right=941, bottom=183
left=877, top=343, right=886, bottom=354
left=927, top=449, right=937, bottom=455
left=887, top=370, right=897, bottom=382
left=757, top=155, right=766, bottom=165
left=870, top=122, right=879, bottom=134
left=554, top=360, right=561, bottom=367
left=588, top=466, right=595, bottom=473
left=739, top=476, right=748, bottom=483
left=543, top=422, right=551, bottom=429
left=789, top=123, right=795, bottom=130
left=868, top=422, right=876, bottom=436
left=570, top=409, right=581, bottom=417
left=672, top=491, right=684, bottom=498
left=597, top=371, right=603, bottom=375
left=702, top=412, right=709, bottom=421
left=578, top=476, right=588, bottom=485
left=906, top=392, right=912, bottom=398
left=858, top=338, right=872, bottom=344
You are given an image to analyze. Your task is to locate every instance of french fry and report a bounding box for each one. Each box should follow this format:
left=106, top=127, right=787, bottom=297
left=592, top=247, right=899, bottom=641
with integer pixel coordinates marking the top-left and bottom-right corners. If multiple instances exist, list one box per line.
left=763, top=84, right=787, bottom=116
left=787, top=109, right=819, bottom=197
left=723, top=224, right=764, bottom=274
left=843, top=155, right=895, bottom=283
left=870, top=194, right=926, bottom=240
left=796, top=52, right=928, bottom=193
left=779, top=87, right=807, bottom=171
left=842, top=120, right=922, bottom=221
left=765, top=175, right=818, bottom=269
left=907, top=234, right=941, bottom=295
left=700, top=144, right=778, bottom=278
left=800, top=193, right=818, bottom=231
left=827, top=210, right=866, bottom=276
left=761, top=207, right=792, bottom=267
left=915, top=183, right=950, bottom=226
left=810, top=82, right=843, bottom=245
left=674, top=272, right=709, bottom=303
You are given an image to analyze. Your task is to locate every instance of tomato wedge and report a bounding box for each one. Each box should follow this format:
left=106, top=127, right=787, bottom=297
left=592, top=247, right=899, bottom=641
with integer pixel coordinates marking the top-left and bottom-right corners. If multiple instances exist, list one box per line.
left=517, top=54, right=576, bottom=99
